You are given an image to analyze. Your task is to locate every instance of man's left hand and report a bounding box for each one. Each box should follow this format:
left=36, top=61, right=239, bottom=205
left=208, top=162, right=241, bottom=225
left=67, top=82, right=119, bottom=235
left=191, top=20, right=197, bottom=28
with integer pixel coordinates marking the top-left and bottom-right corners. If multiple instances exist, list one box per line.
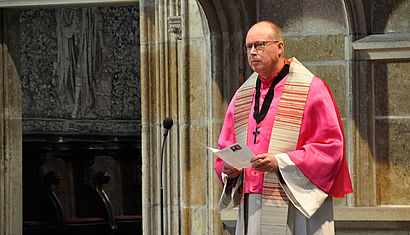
left=250, top=153, right=278, bottom=173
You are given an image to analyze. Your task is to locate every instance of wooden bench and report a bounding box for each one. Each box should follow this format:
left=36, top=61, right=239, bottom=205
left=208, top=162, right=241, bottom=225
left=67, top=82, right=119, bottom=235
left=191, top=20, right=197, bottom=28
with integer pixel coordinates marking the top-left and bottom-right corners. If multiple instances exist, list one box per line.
left=23, top=171, right=66, bottom=235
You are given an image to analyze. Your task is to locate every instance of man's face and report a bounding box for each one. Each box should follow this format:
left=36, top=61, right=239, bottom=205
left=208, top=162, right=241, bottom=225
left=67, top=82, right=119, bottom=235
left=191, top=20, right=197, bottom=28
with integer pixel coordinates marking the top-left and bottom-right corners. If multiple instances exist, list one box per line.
left=245, top=24, right=283, bottom=78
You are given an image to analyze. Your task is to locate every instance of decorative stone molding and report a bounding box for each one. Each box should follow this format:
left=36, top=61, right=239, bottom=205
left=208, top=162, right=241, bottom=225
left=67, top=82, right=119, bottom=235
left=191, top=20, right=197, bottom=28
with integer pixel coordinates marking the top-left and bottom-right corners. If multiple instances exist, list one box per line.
left=0, top=0, right=138, bottom=8
left=23, top=119, right=141, bottom=136
left=343, top=0, right=369, bottom=36
left=140, top=0, right=190, bottom=233
left=168, top=16, right=182, bottom=40
left=352, top=33, right=410, bottom=60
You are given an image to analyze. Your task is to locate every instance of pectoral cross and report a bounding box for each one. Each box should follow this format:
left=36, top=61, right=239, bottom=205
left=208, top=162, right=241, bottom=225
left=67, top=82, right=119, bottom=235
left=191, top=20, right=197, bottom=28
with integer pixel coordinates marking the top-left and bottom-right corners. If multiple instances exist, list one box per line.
left=253, top=126, right=260, bottom=144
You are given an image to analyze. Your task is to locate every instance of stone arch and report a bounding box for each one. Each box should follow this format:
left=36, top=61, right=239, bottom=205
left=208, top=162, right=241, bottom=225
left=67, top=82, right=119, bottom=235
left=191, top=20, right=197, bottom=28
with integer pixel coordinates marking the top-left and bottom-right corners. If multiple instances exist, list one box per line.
left=343, top=0, right=368, bottom=36
left=194, top=2, right=255, bottom=233
left=197, top=0, right=254, bottom=103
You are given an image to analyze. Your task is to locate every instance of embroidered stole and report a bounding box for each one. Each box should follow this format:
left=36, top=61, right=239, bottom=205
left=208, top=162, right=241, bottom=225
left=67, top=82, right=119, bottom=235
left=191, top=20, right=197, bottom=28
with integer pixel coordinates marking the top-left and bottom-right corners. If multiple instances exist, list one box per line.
left=233, top=58, right=314, bottom=234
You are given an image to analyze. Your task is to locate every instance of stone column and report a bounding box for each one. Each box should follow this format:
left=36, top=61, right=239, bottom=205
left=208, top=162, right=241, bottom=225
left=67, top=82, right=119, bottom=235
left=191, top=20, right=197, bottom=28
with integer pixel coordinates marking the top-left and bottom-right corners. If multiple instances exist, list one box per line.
left=140, top=0, right=254, bottom=233
left=140, top=0, right=221, bottom=234
left=0, top=9, right=22, bottom=235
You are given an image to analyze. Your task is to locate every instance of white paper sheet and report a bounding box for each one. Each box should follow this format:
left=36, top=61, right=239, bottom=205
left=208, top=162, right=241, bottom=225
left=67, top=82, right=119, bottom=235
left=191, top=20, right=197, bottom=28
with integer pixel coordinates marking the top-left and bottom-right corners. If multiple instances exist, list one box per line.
left=207, top=142, right=255, bottom=169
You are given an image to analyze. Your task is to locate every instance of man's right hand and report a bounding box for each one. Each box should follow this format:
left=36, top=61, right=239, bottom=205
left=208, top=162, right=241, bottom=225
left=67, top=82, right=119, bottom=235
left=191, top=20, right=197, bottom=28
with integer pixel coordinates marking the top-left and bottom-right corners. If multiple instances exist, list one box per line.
left=222, top=162, right=242, bottom=178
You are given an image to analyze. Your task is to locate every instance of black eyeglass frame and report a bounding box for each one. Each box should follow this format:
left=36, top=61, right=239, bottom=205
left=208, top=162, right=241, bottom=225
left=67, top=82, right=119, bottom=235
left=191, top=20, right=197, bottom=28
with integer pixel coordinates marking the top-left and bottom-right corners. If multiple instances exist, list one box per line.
left=244, top=40, right=280, bottom=53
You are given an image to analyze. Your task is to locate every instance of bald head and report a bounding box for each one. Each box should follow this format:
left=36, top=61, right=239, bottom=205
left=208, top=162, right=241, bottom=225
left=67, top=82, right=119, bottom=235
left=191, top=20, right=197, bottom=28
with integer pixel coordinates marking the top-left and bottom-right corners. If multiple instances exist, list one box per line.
left=248, top=21, right=283, bottom=42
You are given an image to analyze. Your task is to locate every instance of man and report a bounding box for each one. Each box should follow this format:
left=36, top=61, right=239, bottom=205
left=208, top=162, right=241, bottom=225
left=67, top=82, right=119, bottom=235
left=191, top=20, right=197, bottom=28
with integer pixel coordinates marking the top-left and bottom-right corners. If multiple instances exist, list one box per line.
left=214, top=21, right=353, bottom=235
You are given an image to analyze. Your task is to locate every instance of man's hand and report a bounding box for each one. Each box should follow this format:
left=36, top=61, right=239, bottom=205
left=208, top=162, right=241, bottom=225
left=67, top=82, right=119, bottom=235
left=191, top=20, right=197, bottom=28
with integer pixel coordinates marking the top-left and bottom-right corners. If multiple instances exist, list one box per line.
left=250, top=153, right=278, bottom=173
left=223, top=162, right=242, bottom=178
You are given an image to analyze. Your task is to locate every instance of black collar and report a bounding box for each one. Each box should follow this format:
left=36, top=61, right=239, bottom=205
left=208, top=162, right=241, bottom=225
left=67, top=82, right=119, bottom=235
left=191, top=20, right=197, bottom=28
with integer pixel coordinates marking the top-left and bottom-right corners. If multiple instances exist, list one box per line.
left=253, top=64, right=290, bottom=123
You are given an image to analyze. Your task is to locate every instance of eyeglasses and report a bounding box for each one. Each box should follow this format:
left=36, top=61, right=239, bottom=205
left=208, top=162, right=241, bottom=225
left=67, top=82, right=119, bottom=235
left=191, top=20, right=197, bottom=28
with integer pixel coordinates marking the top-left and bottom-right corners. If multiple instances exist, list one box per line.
left=244, top=41, right=280, bottom=53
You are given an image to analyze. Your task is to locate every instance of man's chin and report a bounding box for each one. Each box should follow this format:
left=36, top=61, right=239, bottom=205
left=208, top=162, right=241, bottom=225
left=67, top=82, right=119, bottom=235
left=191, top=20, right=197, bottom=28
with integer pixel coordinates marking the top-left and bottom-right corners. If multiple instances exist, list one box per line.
left=251, top=65, right=262, bottom=74
left=250, top=63, right=257, bottom=68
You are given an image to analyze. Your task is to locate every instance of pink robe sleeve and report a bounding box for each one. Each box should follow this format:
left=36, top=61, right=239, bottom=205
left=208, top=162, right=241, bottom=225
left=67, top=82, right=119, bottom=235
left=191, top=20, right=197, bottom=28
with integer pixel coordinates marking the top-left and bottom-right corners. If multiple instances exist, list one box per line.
left=214, top=91, right=239, bottom=184
left=287, top=77, right=353, bottom=197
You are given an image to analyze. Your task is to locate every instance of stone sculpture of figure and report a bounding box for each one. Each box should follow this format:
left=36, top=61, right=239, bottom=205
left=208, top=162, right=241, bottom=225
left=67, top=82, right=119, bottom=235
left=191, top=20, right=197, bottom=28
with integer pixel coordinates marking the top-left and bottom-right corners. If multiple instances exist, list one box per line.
left=56, top=8, right=78, bottom=111
left=57, top=8, right=103, bottom=119
left=72, top=8, right=104, bottom=118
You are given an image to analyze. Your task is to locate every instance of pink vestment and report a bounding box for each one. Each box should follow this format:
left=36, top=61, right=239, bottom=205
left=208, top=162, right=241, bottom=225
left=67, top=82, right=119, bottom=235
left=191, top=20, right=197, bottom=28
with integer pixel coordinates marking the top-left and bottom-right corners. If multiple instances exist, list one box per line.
left=214, top=64, right=353, bottom=198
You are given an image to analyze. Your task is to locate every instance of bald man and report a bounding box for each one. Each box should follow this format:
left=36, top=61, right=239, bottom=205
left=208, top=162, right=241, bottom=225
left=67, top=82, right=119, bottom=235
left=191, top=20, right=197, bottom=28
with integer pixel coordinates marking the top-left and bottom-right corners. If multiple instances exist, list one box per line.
left=215, top=21, right=353, bottom=235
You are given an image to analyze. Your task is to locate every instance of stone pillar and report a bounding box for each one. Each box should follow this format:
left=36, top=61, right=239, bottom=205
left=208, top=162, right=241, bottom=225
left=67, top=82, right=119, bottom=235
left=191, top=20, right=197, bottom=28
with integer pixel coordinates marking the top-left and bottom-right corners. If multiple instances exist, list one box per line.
left=140, top=0, right=221, bottom=234
left=140, top=0, right=253, bottom=233
left=0, top=9, right=22, bottom=235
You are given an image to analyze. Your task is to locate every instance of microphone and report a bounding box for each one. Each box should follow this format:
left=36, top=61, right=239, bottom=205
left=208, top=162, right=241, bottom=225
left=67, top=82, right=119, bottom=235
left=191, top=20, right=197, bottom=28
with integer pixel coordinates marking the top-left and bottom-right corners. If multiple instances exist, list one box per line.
left=163, top=117, right=173, bottom=137
left=160, top=117, right=173, bottom=234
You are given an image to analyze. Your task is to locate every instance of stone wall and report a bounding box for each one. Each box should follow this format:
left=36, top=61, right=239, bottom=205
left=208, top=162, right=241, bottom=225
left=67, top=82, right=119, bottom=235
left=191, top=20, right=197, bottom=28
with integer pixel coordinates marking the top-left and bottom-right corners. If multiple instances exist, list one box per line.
left=350, top=0, right=410, bottom=222
left=373, top=0, right=410, bottom=34
left=370, top=0, right=410, bottom=209
left=374, top=61, right=409, bottom=206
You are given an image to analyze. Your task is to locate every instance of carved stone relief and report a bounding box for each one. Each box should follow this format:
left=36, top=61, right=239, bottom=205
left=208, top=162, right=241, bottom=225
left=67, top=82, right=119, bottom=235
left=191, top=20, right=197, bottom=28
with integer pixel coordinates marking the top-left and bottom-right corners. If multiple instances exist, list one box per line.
left=20, top=6, right=140, bottom=135
left=56, top=8, right=104, bottom=119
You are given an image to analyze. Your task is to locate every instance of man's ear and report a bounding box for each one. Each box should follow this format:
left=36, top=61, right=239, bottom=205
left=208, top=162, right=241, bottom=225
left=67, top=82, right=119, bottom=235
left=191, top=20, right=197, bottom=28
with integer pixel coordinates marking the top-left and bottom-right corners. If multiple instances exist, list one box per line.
left=278, top=41, right=284, bottom=52
left=277, top=41, right=285, bottom=57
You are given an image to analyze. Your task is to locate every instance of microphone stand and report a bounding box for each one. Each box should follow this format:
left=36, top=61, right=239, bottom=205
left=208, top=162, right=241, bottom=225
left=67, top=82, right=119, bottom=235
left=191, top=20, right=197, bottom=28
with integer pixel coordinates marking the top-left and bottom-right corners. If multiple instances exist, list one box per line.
left=160, top=129, right=169, bottom=235
left=160, top=117, right=173, bottom=234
